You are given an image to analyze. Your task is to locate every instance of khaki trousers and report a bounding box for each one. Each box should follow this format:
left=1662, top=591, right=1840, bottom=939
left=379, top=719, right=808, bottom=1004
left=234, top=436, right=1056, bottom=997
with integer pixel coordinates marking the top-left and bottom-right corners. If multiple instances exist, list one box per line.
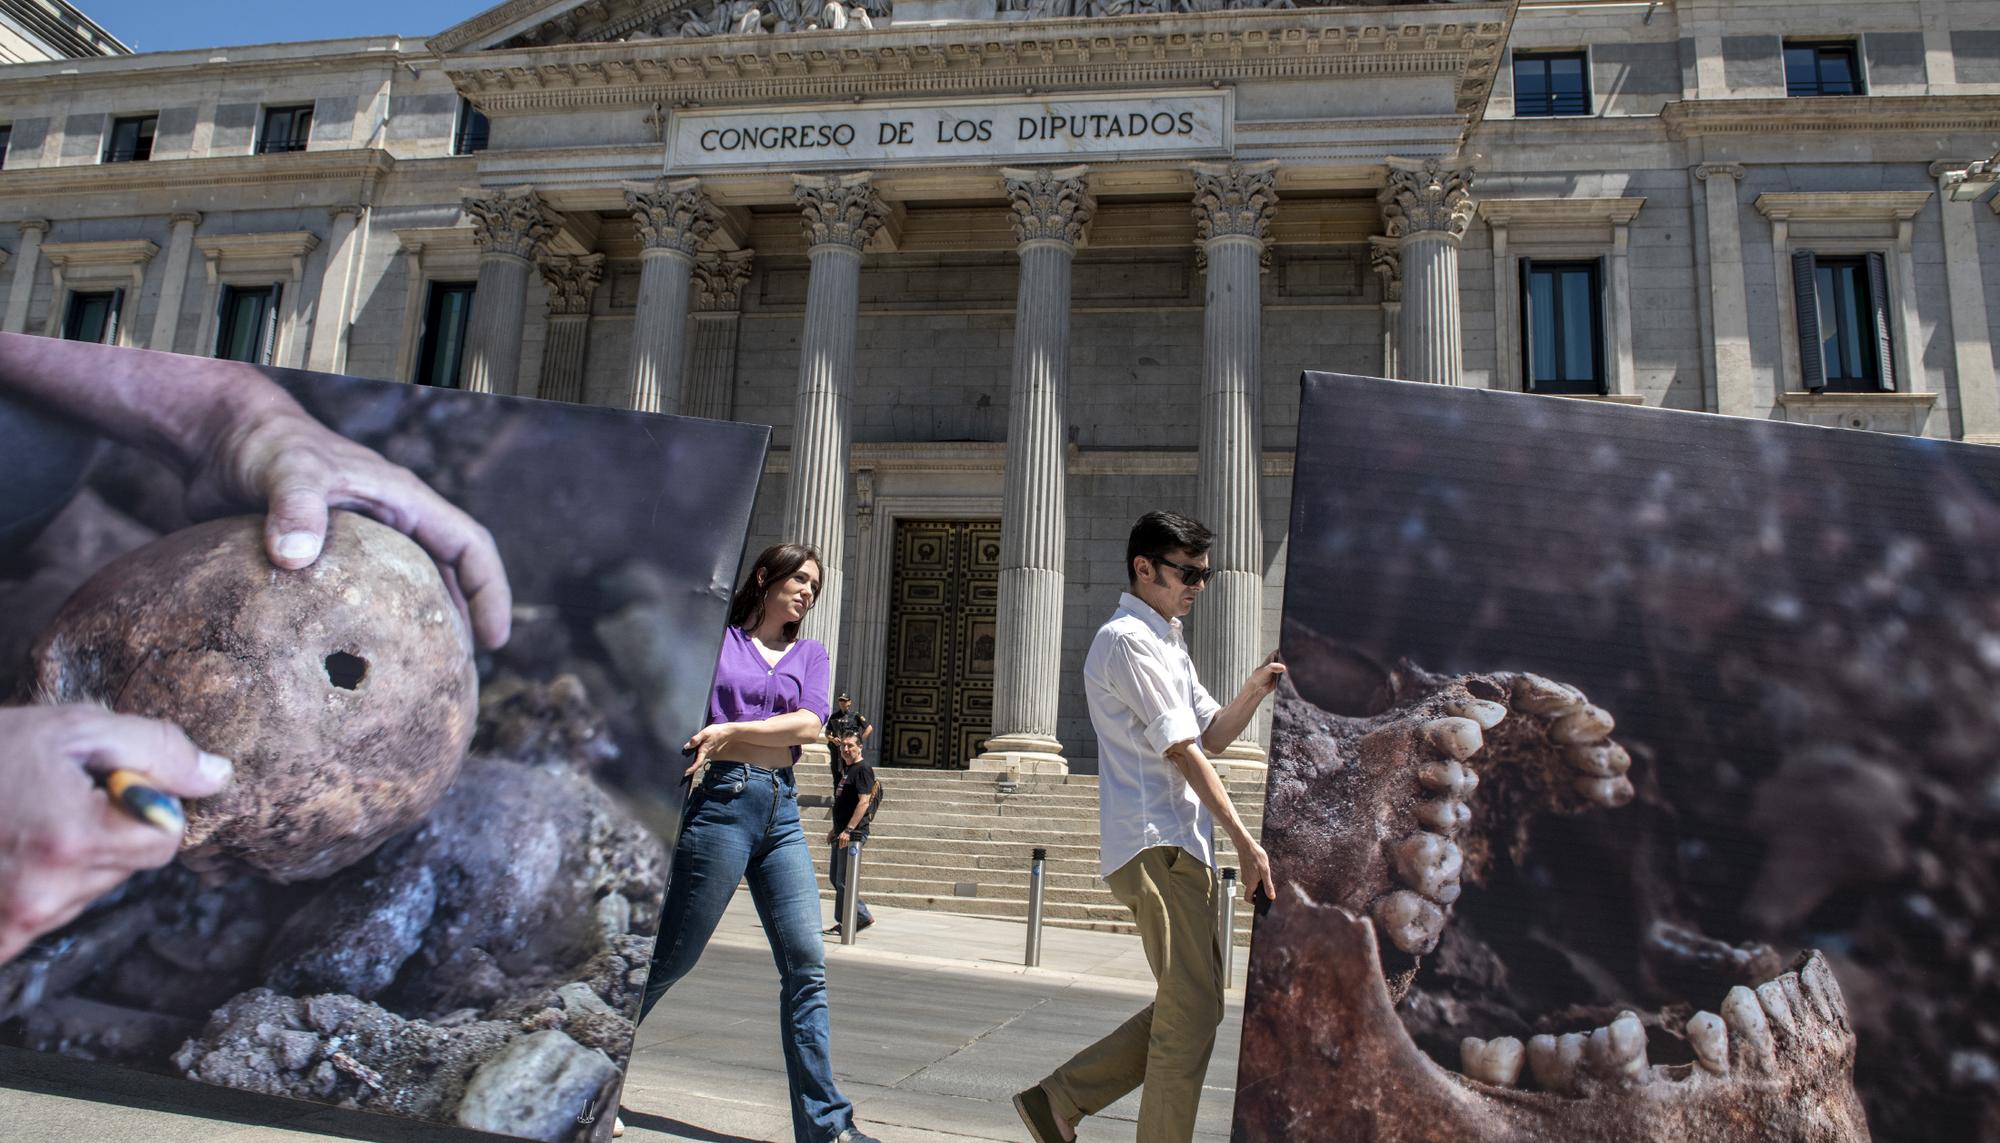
left=1041, top=845, right=1224, bottom=1143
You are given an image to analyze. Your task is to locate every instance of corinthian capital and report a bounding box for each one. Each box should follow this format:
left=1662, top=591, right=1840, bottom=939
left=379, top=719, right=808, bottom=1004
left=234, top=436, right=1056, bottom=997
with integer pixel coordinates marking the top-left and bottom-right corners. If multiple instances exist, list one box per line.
left=694, top=249, right=756, bottom=312
left=1191, top=159, right=1280, bottom=247
left=1002, top=165, right=1095, bottom=249
left=1382, top=159, right=1476, bottom=241
left=626, top=176, right=717, bottom=257
left=464, top=187, right=561, bottom=260
left=792, top=172, right=890, bottom=252
left=538, top=253, right=604, bottom=317
left=1368, top=235, right=1402, bottom=303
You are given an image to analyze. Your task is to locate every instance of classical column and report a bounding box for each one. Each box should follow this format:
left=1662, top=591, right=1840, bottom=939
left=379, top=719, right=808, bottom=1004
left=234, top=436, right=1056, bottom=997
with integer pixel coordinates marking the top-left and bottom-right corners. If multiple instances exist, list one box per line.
left=1369, top=235, right=1403, bottom=378
left=306, top=205, right=365, bottom=373
left=974, top=165, right=1095, bottom=776
left=536, top=254, right=604, bottom=404
left=625, top=177, right=716, bottom=414
left=461, top=187, right=559, bottom=396
left=1932, top=161, right=2000, bottom=441
left=1695, top=164, right=1752, bottom=417
left=685, top=249, right=754, bottom=421
left=1191, top=159, right=1278, bottom=763
left=786, top=172, right=888, bottom=678
left=146, top=212, right=201, bottom=353
left=4, top=219, right=49, bottom=333
left=1384, top=159, right=1475, bottom=386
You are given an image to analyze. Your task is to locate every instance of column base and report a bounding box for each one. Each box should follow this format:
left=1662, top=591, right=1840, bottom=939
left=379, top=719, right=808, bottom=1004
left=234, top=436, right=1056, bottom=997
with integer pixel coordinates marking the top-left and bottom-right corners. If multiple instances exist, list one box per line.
left=1212, top=739, right=1269, bottom=779
left=969, top=734, right=1070, bottom=777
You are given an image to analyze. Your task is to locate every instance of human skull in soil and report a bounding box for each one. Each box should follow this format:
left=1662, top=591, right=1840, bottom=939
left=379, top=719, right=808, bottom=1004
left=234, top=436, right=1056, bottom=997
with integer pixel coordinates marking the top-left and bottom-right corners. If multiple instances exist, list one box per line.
left=1236, top=637, right=1868, bottom=1142
left=30, top=511, right=477, bottom=882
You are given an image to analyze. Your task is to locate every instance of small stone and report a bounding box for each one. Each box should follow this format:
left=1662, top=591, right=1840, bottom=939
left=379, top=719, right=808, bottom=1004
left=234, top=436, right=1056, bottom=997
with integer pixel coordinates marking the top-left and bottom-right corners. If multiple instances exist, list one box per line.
left=455, top=1029, right=619, bottom=1142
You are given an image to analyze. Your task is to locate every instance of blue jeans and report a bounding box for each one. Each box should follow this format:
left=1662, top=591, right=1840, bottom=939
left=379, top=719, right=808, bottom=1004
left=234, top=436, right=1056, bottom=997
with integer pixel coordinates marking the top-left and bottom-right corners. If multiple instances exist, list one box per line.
left=640, top=762, right=855, bottom=1143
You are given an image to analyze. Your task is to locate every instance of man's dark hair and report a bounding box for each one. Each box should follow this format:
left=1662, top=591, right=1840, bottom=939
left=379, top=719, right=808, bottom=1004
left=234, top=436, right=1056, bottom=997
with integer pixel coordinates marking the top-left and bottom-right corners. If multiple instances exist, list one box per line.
left=1126, top=510, right=1213, bottom=587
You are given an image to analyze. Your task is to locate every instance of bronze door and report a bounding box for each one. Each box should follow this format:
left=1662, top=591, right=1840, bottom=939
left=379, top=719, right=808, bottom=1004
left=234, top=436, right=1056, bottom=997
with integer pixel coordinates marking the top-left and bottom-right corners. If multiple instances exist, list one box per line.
left=882, top=519, right=1000, bottom=769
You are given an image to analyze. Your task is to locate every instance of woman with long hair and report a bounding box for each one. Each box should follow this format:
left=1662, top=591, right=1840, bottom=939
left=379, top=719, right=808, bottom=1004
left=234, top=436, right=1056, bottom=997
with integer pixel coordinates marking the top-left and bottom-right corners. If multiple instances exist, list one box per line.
left=630, top=542, right=880, bottom=1143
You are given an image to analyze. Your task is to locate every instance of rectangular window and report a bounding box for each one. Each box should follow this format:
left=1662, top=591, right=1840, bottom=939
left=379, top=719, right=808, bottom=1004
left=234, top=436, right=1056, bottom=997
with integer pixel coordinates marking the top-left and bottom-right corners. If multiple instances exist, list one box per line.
left=0, top=124, right=12, bottom=170
left=215, top=284, right=282, bottom=364
left=1784, top=41, right=1863, bottom=97
left=452, top=98, right=490, bottom=156
left=62, top=289, right=123, bottom=344
left=1793, top=251, right=1894, bottom=393
left=1512, top=51, right=1591, bottom=117
left=1521, top=259, right=1605, bottom=394
left=415, top=281, right=476, bottom=388
left=103, top=114, right=157, bottom=162
left=256, top=105, right=314, bottom=155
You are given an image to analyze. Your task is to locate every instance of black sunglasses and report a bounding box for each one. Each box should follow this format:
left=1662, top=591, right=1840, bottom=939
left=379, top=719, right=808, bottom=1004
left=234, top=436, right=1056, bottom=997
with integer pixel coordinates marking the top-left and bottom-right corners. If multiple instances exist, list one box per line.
left=1147, top=555, right=1215, bottom=587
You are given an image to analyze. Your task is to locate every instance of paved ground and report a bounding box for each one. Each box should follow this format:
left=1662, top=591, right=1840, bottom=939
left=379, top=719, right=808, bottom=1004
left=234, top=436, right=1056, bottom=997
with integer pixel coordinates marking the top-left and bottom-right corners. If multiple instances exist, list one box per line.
left=0, top=893, right=1249, bottom=1143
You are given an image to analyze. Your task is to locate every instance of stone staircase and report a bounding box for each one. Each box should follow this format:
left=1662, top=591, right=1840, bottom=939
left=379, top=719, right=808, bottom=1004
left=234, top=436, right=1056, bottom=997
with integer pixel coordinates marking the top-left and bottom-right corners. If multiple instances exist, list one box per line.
left=795, top=762, right=1267, bottom=946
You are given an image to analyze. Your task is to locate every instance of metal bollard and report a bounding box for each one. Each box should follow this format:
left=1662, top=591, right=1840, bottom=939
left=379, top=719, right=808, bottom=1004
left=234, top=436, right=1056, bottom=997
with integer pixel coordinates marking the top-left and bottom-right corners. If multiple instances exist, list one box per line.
left=1218, top=867, right=1239, bottom=985
left=840, top=842, right=862, bottom=946
left=1025, top=847, right=1047, bottom=967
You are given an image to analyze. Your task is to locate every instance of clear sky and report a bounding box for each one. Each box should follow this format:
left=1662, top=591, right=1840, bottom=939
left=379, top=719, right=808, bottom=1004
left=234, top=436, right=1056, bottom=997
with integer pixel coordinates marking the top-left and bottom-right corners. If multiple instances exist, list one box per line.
left=76, top=1, right=491, bottom=53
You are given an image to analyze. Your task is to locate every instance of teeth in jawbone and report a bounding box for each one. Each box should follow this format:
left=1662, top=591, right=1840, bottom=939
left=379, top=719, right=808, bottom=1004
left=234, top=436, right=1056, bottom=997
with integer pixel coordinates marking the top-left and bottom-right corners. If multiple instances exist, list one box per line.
left=1528, top=1031, right=1587, bottom=1093
left=1722, top=985, right=1777, bottom=1071
left=1391, top=832, right=1465, bottom=904
left=1418, top=760, right=1480, bottom=800
left=1586, top=1011, right=1649, bottom=1083
left=1416, top=798, right=1471, bottom=835
left=1755, top=979, right=1796, bottom=1035
left=1461, top=1036, right=1525, bottom=1087
left=1425, top=716, right=1484, bottom=760
left=1552, top=704, right=1616, bottom=744
left=1445, top=698, right=1507, bottom=729
left=1567, top=741, right=1632, bottom=778
left=1800, top=953, right=1847, bottom=1026
left=1372, top=890, right=1447, bottom=955
left=1512, top=673, right=1586, bottom=715
left=1687, top=1011, right=1728, bottom=1076
left=1573, top=775, right=1635, bottom=807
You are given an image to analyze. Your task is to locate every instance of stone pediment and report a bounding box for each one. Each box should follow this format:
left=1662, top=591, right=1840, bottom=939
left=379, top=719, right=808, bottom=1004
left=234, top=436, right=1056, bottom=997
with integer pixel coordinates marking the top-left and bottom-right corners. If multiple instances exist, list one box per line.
left=430, top=0, right=1462, bottom=51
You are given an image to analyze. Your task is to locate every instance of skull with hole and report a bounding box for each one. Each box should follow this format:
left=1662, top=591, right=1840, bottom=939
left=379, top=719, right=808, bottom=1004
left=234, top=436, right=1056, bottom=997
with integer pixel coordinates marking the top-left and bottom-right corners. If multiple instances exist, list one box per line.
left=1238, top=640, right=1870, bottom=1141
left=30, top=512, right=478, bottom=882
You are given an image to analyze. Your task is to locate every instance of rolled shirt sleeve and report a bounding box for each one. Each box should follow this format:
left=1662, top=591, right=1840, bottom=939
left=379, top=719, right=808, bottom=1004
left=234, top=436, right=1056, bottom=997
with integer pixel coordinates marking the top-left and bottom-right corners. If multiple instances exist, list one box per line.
left=1191, top=676, right=1222, bottom=734
left=1103, top=634, right=1205, bottom=754
left=797, top=639, right=833, bottom=725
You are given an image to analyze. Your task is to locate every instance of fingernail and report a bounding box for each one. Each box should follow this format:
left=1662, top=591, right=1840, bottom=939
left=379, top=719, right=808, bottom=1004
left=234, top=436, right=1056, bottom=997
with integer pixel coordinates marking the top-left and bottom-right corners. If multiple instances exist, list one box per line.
left=277, top=532, right=321, bottom=562
left=198, top=751, right=235, bottom=785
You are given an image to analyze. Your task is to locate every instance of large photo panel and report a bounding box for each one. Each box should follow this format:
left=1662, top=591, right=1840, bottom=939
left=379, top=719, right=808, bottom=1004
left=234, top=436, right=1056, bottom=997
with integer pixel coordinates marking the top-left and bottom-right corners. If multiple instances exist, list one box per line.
left=0, top=335, right=768, bottom=1142
left=1237, top=372, right=1994, bottom=1142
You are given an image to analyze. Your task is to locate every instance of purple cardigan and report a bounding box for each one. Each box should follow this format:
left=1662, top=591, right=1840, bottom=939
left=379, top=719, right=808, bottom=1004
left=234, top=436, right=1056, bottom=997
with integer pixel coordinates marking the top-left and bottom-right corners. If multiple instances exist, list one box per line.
left=708, top=626, right=832, bottom=759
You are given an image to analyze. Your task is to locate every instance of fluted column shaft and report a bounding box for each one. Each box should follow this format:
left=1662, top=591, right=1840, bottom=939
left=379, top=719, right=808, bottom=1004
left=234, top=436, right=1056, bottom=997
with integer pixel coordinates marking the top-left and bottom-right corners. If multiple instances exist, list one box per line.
left=1399, top=236, right=1462, bottom=386
left=4, top=220, right=48, bottom=334
left=1384, top=159, right=1475, bottom=387
left=1190, top=161, right=1277, bottom=759
left=625, top=178, right=716, bottom=414
left=536, top=254, right=603, bottom=404
left=785, top=173, right=889, bottom=680
left=978, top=166, right=1094, bottom=773
left=148, top=212, right=201, bottom=352
left=462, top=188, right=559, bottom=396
left=685, top=249, right=755, bottom=421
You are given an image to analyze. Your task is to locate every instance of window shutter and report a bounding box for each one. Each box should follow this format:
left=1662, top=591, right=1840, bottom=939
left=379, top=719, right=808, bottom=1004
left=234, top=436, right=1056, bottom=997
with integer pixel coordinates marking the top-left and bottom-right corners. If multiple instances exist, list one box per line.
left=104, top=288, right=124, bottom=346
left=1865, top=251, right=1895, bottom=391
left=1791, top=250, right=1824, bottom=392
left=1518, top=256, right=1534, bottom=391
left=262, top=285, right=283, bottom=366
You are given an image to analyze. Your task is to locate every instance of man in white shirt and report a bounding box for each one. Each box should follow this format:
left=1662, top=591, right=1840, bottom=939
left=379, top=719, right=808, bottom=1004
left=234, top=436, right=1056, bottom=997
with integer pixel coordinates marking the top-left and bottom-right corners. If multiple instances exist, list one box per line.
left=1014, top=510, right=1282, bottom=1143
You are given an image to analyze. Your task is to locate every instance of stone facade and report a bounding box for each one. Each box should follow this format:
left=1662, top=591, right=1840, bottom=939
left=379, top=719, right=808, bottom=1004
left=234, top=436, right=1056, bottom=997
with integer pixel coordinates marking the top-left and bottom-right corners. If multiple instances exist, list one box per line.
left=1, top=0, right=1997, bottom=771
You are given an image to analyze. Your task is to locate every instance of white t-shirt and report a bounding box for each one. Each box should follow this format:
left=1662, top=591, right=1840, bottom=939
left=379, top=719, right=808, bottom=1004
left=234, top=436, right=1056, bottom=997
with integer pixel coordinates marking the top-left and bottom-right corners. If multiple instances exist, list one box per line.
left=1084, top=592, right=1222, bottom=879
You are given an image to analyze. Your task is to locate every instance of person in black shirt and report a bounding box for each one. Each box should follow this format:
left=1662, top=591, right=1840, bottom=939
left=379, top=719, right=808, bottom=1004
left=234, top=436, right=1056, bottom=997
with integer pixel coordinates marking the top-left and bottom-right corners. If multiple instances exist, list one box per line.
left=824, top=736, right=879, bottom=936
left=824, top=692, right=871, bottom=787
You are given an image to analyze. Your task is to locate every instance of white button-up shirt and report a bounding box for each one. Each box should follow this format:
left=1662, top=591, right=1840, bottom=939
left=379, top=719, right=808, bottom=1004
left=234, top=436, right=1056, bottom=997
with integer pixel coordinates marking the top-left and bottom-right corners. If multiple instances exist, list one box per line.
left=1084, top=591, right=1222, bottom=879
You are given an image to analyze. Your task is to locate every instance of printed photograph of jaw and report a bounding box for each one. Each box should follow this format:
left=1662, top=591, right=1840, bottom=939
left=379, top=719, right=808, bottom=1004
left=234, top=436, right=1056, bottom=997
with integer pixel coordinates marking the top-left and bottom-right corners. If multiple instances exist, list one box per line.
left=1236, top=372, right=1995, bottom=1142
left=0, top=340, right=768, bottom=1143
